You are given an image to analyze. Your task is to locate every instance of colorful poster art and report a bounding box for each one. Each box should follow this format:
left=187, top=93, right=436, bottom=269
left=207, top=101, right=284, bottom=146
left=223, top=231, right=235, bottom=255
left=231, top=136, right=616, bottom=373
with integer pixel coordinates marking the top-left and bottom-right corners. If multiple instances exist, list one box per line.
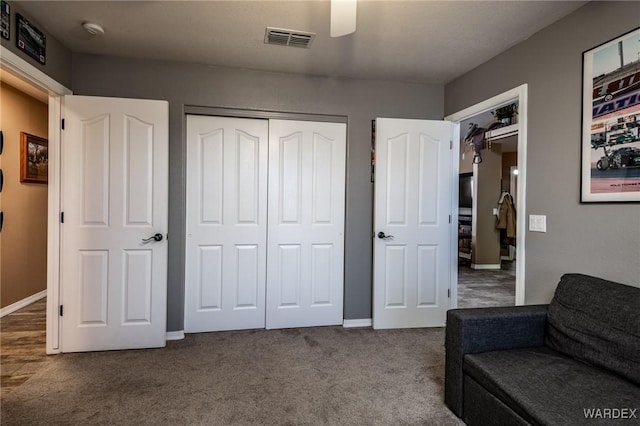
left=581, top=28, right=640, bottom=202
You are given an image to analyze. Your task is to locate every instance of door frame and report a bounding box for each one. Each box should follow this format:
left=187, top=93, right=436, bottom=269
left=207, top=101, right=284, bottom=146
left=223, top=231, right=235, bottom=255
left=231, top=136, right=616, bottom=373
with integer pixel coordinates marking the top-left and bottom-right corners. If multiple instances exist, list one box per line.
left=445, top=84, right=528, bottom=306
left=184, top=106, right=347, bottom=124
left=1, top=48, right=72, bottom=354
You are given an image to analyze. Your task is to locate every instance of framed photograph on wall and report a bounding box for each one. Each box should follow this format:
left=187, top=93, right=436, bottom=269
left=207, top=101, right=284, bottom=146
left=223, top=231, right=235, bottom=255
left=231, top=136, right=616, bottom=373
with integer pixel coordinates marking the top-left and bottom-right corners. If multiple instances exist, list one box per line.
left=581, top=27, right=640, bottom=203
left=20, top=132, right=48, bottom=184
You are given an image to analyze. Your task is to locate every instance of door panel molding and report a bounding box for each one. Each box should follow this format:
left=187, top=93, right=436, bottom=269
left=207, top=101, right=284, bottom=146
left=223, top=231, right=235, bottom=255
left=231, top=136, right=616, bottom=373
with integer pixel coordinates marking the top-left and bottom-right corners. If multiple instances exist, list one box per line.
left=373, top=118, right=453, bottom=329
left=61, top=95, right=168, bottom=352
left=266, top=119, right=346, bottom=329
left=185, top=116, right=346, bottom=332
left=184, top=115, right=269, bottom=333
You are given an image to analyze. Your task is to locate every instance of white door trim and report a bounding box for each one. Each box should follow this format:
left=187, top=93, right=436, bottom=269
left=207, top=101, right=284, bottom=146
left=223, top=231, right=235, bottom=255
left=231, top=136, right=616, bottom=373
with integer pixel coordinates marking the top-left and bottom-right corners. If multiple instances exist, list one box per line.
left=184, top=106, right=347, bottom=124
left=445, top=84, right=528, bottom=307
left=0, top=48, right=72, bottom=354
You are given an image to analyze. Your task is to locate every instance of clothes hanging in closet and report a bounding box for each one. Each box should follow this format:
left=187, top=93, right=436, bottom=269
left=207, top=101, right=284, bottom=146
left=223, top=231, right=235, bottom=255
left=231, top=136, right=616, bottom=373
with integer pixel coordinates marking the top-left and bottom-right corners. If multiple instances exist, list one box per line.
left=496, top=192, right=516, bottom=239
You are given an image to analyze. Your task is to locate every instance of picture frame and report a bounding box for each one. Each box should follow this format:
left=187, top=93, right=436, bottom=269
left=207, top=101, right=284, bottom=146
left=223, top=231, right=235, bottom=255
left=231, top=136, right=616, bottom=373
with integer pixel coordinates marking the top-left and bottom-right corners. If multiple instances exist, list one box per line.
left=16, top=13, right=46, bottom=65
left=581, top=27, right=640, bottom=203
left=1, top=1, right=10, bottom=41
left=20, top=132, right=48, bottom=184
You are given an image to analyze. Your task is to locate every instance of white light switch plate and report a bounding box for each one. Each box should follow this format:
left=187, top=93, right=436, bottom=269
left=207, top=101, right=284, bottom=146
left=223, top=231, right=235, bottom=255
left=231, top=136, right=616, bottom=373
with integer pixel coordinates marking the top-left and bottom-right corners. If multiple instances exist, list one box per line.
left=529, top=215, right=546, bottom=232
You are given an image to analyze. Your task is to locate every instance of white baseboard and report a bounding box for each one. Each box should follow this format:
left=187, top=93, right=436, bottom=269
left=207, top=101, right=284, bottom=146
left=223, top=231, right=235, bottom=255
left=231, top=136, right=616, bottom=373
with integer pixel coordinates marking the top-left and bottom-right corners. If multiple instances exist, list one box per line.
left=471, top=263, right=502, bottom=270
left=166, top=330, right=185, bottom=341
left=0, top=290, right=47, bottom=318
left=343, top=318, right=372, bottom=328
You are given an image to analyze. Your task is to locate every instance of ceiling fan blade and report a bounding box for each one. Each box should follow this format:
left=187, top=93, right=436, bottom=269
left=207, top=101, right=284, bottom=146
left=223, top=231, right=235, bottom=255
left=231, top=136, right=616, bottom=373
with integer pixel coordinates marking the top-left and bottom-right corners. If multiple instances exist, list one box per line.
left=331, top=0, right=357, bottom=37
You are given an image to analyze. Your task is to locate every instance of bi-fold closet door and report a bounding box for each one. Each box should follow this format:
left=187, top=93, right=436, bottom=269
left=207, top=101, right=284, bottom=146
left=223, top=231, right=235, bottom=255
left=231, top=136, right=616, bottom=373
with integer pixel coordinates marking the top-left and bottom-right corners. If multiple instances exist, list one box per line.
left=184, top=115, right=346, bottom=332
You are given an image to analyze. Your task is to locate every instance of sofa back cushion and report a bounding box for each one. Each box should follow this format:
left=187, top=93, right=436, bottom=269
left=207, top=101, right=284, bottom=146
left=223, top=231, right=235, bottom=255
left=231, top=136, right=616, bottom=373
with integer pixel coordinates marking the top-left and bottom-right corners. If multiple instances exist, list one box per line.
left=545, top=274, right=640, bottom=385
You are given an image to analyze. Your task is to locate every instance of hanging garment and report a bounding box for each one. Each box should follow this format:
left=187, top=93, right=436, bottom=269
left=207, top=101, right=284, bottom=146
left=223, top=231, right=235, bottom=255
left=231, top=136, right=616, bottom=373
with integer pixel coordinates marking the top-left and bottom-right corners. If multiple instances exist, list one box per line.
left=496, top=193, right=516, bottom=239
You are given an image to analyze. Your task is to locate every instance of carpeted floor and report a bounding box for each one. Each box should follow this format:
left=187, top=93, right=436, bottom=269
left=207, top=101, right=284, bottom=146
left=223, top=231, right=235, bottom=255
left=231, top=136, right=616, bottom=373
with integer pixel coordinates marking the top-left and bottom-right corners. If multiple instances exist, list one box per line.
left=1, top=325, right=463, bottom=425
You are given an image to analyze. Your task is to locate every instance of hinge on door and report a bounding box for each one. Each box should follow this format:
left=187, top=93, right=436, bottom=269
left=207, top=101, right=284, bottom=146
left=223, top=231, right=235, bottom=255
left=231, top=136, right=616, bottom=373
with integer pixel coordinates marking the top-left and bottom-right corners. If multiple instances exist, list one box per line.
left=448, top=289, right=451, bottom=298
left=60, top=212, right=64, bottom=223
left=450, top=140, right=453, bottom=150
left=59, top=305, right=63, bottom=316
left=61, top=118, right=65, bottom=130
left=449, top=215, right=451, bottom=224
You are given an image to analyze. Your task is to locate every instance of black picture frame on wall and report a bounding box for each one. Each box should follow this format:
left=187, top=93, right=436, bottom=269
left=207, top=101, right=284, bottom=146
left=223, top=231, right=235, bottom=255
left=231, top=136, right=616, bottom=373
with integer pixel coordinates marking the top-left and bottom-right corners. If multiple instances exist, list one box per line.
left=1, top=1, right=10, bottom=40
left=16, top=13, right=46, bottom=65
left=581, top=27, right=640, bottom=203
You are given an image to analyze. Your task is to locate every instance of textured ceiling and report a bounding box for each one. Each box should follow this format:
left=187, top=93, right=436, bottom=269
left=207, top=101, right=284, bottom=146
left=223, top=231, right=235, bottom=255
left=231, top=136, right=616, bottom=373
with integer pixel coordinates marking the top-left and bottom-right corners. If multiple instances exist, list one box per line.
left=15, top=1, right=586, bottom=84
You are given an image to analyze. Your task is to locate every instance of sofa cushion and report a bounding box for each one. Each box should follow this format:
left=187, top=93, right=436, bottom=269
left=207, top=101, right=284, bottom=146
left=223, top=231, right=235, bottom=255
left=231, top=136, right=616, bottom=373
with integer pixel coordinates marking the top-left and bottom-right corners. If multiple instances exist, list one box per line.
left=545, top=273, right=640, bottom=385
left=463, top=376, right=530, bottom=426
left=464, top=346, right=640, bottom=426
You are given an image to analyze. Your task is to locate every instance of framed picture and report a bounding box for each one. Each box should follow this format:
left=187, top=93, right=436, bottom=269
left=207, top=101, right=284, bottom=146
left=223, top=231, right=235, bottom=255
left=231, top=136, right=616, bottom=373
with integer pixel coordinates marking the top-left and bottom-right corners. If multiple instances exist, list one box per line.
left=20, top=132, right=48, bottom=184
left=1, top=1, right=10, bottom=41
left=581, top=27, right=640, bottom=203
left=16, top=13, right=46, bottom=65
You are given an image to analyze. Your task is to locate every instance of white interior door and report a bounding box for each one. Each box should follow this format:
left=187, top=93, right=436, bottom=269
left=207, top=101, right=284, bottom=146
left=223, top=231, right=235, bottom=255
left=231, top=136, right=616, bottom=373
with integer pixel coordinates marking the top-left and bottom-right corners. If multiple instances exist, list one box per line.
left=61, top=95, right=168, bottom=352
left=373, top=118, right=452, bottom=329
left=184, top=115, right=268, bottom=332
left=266, top=120, right=346, bottom=329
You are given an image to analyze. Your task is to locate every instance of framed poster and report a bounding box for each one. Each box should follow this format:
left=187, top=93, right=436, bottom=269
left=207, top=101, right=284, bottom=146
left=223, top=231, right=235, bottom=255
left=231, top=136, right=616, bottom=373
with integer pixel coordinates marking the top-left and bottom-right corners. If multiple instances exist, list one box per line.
left=1, top=1, right=9, bottom=40
left=16, top=13, right=45, bottom=65
left=20, top=132, right=48, bottom=184
left=581, top=27, right=640, bottom=203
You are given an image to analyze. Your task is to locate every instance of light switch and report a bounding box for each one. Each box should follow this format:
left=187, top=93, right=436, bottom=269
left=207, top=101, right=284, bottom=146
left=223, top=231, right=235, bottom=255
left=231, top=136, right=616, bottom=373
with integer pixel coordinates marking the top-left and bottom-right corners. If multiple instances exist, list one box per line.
left=529, top=215, right=546, bottom=232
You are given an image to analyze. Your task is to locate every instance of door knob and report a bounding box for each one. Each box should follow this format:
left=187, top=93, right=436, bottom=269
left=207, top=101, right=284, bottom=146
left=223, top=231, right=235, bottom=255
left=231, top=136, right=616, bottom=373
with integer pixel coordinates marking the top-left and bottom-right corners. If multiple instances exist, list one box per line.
left=142, top=233, right=163, bottom=242
left=377, top=232, right=394, bottom=240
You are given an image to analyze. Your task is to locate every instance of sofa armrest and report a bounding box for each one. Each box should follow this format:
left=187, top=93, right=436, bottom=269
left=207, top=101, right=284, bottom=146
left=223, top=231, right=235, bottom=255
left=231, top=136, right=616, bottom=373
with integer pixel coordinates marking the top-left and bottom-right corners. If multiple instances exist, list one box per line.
left=444, top=304, right=549, bottom=417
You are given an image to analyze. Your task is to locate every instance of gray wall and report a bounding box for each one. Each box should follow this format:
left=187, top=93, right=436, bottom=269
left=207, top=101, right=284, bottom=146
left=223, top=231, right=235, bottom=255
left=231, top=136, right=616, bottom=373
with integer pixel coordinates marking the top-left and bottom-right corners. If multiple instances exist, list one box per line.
left=0, top=2, right=71, bottom=88
left=445, top=1, right=640, bottom=302
left=71, top=54, right=444, bottom=330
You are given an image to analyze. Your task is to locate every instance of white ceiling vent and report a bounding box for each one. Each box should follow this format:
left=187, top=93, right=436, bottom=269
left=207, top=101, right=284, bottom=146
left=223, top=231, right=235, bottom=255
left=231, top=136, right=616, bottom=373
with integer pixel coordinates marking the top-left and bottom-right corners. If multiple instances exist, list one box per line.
left=265, top=27, right=315, bottom=48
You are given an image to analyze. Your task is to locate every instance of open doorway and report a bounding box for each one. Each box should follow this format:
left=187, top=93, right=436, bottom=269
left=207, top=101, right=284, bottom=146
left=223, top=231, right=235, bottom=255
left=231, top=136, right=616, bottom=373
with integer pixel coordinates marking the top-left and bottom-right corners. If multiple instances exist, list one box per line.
left=0, top=71, right=49, bottom=313
left=456, top=109, right=518, bottom=308
left=0, top=69, right=51, bottom=392
left=446, top=84, right=528, bottom=308
left=1, top=48, right=71, bottom=354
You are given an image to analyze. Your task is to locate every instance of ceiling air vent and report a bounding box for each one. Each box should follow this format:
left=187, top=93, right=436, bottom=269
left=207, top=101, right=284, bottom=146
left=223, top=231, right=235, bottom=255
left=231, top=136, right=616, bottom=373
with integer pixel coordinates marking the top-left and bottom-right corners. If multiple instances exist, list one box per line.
left=265, top=27, right=315, bottom=48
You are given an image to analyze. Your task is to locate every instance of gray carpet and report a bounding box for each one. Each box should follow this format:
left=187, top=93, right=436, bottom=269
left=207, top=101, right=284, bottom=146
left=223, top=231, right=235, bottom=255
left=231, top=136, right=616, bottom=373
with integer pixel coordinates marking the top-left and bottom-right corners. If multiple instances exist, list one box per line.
left=1, top=326, right=463, bottom=425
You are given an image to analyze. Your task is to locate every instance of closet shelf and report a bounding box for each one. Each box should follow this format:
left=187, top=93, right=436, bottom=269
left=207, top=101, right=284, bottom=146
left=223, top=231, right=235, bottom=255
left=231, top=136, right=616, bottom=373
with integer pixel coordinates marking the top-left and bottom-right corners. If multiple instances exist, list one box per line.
left=485, top=123, right=518, bottom=142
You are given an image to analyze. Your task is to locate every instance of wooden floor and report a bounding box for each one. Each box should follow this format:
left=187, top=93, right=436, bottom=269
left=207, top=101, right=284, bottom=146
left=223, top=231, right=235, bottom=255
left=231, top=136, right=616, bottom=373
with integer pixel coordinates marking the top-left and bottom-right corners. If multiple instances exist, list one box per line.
left=0, top=298, right=50, bottom=396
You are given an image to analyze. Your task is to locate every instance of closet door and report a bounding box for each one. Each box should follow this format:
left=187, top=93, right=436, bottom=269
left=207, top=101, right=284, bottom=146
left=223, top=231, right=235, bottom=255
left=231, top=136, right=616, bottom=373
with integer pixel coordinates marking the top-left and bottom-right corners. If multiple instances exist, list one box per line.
left=266, top=120, right=346, bottom=329
left=185, top=115, right=268, bottom=332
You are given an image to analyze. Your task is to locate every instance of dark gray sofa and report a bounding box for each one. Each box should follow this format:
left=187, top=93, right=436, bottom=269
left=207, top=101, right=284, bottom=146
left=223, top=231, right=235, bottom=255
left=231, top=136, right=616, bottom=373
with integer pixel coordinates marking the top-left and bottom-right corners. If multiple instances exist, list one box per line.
left=445, top=273, right=640, bottom=425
